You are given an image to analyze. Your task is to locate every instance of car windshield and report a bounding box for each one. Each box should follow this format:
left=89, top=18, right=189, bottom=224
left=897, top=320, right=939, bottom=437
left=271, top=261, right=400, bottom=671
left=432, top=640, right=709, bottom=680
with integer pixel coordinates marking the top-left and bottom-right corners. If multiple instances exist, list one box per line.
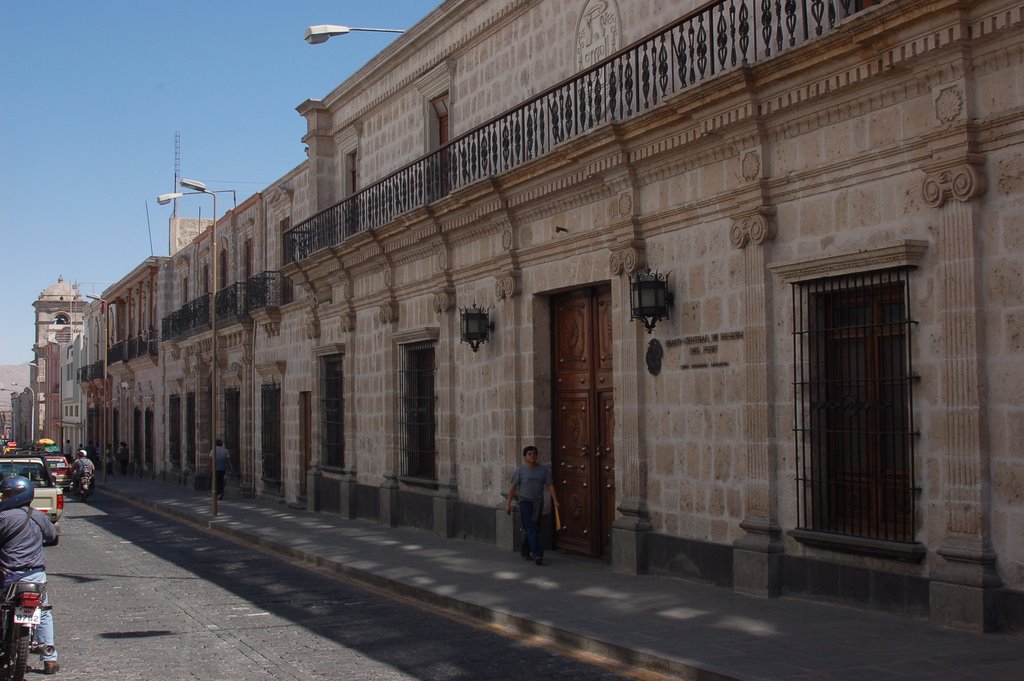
left=0, top=462, right=51, bottom=487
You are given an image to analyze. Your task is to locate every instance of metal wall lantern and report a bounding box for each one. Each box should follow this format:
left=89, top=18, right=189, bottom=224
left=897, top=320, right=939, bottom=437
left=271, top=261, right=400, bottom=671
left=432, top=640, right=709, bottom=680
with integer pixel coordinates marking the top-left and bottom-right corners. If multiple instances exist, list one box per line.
left=460, top=303, right=494, bottom=351
left=629, top=268, right=674, bottom=334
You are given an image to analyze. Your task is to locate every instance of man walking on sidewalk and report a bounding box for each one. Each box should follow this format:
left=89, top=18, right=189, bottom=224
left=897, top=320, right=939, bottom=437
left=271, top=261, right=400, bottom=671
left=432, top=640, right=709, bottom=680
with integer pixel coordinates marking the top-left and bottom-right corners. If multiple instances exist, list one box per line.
left=214, top=440, right=233, bottom=501
left=505, top=445, right=559, bottom=565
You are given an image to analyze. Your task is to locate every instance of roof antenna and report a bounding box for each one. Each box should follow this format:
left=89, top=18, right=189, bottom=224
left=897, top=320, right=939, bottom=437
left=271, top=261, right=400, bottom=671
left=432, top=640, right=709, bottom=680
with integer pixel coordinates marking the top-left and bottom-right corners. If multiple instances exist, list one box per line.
left=145, top=200, right=154, bottom=256
left=173, top=131, right=181, bottom=218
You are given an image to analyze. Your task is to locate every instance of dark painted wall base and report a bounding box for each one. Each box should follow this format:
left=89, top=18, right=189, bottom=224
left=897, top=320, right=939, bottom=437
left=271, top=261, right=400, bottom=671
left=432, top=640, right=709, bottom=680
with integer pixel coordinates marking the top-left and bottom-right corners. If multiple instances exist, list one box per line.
left=283, top=478, right=1022, bottom=630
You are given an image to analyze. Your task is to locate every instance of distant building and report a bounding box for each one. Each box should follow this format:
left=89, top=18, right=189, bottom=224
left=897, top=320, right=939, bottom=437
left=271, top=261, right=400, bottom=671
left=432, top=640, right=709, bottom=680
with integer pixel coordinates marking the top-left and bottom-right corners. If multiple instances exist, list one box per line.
left=30, top=276, right=84, bottom=442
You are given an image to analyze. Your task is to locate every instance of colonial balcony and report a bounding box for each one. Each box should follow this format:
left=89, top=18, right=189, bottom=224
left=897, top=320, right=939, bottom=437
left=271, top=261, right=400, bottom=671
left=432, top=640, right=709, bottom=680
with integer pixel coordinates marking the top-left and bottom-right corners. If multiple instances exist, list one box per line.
left=216, top=282, right=249, bottom=327
left=108, top=339, right=127, bottom=364
left=79, top=361, right=104, bottom=383
left=161, top=273, right=287, bottom=343
left=246, top=271, right=287, bottom=313
left=127, top=333, right=159, bottom=361
left=161, top=294, right=211, bottom=342
left=283, top=0, right=880, bottom=264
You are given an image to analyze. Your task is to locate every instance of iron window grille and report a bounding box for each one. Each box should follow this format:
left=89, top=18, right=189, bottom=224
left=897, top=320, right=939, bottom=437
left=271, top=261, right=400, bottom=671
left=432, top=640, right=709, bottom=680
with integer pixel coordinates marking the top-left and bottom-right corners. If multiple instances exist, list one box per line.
left=792, top=268, right=918, bottom=543
left=133, top=407, right=143, bottom=469
left=168, top=395, right=181, bottom=469
left=186, top=392, right=196, bottom=471
left=260, top=383, right=282, bottom=483
left=399, top=342, right=437, bottom=481
left=144, top=409, right=154, bottom=468
left=320, top=354, right=345, bottom=469
left=224, top=388, right=241, bottom=473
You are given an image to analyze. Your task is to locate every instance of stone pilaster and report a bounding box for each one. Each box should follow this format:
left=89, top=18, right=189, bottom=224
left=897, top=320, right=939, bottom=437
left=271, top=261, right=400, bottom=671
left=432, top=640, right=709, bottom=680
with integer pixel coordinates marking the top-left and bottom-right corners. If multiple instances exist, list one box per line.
left=609, top=245, right=652, bottom=574
left=729, top=209, right=783, bottom=597
left=432, top=288, right=458, bottom=538
left=923, top=158, right=1000, bottom=631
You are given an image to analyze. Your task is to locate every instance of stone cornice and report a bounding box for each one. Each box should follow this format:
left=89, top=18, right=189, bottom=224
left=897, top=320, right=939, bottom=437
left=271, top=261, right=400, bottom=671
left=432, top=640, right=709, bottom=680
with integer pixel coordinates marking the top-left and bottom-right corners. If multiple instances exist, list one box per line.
left=769, top=240, right=930, bottom=283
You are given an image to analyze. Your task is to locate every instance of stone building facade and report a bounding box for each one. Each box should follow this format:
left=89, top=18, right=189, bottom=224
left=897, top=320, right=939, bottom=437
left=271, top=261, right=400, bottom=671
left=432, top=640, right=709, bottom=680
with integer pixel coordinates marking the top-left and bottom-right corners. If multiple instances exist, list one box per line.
left=89, top=0, right=1023, bottom=632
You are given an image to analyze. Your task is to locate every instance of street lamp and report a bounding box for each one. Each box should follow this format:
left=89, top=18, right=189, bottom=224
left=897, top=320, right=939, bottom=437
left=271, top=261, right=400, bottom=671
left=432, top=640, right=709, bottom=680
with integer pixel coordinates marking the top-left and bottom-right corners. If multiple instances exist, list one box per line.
left=86, top=294, right=110, bottom=483
left=158, top=177, right=225, bottom=516
left=304, top=24, right=405, bottom=44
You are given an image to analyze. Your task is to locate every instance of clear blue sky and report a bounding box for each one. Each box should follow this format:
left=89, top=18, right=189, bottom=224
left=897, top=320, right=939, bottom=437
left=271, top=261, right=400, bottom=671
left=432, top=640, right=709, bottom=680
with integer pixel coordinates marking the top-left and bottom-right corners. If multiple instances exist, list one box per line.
left=0, top=0, right=438, bottom=365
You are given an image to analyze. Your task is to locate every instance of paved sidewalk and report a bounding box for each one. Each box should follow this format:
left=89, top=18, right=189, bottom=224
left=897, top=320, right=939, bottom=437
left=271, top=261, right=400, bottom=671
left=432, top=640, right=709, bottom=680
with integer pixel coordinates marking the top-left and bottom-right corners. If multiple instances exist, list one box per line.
left=94, top=476, right=1021, bottom=680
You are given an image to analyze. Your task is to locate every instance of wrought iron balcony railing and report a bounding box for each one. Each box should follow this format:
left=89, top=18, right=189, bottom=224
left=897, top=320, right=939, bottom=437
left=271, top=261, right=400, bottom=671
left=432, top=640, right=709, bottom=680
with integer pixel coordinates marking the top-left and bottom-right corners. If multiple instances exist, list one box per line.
left=108, top=340, right=127, bottom=364
left=126, top=333, right=160, bottom=361
left=246, top=271, right=285, bottom=313
left=161, top=294, right=211, bottom=342
left=283, top=0, right=880, bottom=264
left=160, top=272, right=289, bottom=342
left=216, top=282, right=249, bottom=326
left=81, top=361, right=104, bottom=382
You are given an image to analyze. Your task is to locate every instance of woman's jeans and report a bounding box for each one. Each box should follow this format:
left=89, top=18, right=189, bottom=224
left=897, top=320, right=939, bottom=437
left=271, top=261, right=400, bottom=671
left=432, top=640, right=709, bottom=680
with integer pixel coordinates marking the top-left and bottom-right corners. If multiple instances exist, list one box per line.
left=4, top=568, right=57, bottom=662
left=518, top=499, right=542, bottom=558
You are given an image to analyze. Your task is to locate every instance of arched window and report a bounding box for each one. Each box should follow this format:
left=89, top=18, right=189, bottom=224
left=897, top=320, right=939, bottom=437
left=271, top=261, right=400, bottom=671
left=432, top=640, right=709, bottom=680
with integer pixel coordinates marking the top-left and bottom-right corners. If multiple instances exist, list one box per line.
left=53, top=314, right=69, bottom=325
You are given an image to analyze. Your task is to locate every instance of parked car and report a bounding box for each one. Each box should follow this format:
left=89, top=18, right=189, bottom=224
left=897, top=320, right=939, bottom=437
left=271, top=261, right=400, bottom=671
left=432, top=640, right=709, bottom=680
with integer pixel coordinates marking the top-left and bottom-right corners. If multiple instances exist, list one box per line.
left=0, top=453, right=64, bottom=543
left=42, top=454, right=72, bottom=491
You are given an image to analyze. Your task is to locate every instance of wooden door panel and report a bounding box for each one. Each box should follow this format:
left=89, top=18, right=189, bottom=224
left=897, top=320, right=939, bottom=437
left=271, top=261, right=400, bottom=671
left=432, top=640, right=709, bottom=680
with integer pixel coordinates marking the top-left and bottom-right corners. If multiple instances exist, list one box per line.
left=555, top=394, right=594, bottom=554
left=597, top=391, right=615, bottom=556
left=555, top=293, right=593, bottom=385
left=553, top=285, right=613, bottom=558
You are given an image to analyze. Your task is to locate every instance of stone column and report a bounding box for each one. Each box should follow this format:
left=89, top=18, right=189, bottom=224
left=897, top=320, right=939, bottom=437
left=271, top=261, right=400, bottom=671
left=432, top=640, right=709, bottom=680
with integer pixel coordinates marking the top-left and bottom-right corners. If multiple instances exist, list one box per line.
left=378, top=303, right=401, bottom=527
left=609, top=245, right=652, bottom=574
left=729, top=210, right=783, bottom=597
left=923, top=158, right=1000, bottom=631
left=495, top=271, right=521, bottom=551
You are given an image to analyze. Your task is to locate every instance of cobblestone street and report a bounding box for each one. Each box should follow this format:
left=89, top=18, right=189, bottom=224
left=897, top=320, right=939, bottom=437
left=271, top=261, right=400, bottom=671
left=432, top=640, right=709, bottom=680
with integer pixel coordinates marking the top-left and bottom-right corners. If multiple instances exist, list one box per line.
left=42, top=494, right=637, bottom=680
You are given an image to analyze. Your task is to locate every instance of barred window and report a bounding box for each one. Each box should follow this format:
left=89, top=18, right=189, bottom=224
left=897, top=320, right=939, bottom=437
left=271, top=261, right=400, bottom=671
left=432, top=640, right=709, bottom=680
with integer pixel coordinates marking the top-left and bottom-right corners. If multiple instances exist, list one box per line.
left=261, top=383, right=281, bottom=483
left=144, top=408, right=154, bottom=468
left=793, top=269, right=917, bottom=542
left=320, top=354, right=344, bottom=468
left=186, top=392, right=196, bottom=470
left=399, top=342, right=436, bottom=480
left=224, top=388, right=241, bottom=473
left=168, top=395, right=181, bottom=468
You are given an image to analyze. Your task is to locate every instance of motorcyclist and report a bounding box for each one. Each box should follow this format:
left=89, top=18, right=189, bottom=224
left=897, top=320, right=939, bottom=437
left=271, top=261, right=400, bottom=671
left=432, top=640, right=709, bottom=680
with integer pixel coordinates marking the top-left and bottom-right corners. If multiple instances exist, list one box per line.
left=71, top=450, right=95, bottom=495
left=0, top=475, right=59, bottom=674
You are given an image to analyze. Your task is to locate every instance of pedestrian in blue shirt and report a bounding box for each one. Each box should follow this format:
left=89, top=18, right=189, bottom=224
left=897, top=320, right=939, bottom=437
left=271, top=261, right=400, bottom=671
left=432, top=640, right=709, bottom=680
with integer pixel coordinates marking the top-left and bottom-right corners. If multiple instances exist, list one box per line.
left=505, top=445, right=559, bottom=565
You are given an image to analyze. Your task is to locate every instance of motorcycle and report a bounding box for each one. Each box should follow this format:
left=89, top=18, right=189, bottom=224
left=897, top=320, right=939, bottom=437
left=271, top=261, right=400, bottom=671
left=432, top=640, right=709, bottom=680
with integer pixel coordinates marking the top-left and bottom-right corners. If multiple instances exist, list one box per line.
left=0, top=580, right=50, bottom=681
left=74, top=472, right=94, bottom=502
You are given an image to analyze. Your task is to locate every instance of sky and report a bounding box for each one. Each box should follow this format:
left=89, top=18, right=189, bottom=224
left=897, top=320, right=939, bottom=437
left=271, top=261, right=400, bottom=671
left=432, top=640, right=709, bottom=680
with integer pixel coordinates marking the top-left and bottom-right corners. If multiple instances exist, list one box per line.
left=0, top=0, right=440, bottom=365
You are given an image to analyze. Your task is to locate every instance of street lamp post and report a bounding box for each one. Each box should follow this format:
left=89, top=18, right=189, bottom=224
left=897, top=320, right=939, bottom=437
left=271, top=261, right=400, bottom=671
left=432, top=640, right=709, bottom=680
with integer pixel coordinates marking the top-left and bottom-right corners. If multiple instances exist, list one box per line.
left=87, top=294, right=110, bottom=483
left=158, top=178, right=224, bottom=516
left=303, top=24, right=405, bottom=44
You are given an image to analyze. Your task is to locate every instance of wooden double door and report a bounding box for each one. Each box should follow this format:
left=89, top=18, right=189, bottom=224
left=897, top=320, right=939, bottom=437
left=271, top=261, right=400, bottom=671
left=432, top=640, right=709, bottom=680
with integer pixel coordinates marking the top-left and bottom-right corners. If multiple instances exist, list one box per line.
left=552, top=286, right=616, bottom=558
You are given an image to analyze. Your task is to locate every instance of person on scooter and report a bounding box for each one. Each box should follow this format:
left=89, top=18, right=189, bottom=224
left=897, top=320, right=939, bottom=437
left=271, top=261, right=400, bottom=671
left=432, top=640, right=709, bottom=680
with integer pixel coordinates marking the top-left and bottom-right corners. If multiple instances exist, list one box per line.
left=0, top=475, right=59, bottom=674
left=71, top=450, right=95, bottom=496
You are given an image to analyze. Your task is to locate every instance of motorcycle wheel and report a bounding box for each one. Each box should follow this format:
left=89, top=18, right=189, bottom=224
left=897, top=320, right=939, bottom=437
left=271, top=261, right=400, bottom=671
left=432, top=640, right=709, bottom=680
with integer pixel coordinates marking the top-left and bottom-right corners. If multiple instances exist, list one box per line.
left=1, top=624, right=29, bottom=681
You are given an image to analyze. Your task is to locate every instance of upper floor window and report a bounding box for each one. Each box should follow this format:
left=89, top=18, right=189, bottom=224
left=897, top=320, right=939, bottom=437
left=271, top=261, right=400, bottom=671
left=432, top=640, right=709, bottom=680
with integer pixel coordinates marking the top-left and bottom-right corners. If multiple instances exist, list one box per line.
left=218, top=248, right=228, bottom=290
left=243, top=239, right=253, bottom=282
left=792, top=268, right=917, bottom=543
left=53, top=314, right=69, bottom=325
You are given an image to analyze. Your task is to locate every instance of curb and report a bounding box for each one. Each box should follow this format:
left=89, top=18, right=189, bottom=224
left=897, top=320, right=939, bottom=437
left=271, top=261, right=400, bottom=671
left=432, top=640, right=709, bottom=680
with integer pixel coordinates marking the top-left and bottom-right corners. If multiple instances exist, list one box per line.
left=100, top=485, right=746, bottom=681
